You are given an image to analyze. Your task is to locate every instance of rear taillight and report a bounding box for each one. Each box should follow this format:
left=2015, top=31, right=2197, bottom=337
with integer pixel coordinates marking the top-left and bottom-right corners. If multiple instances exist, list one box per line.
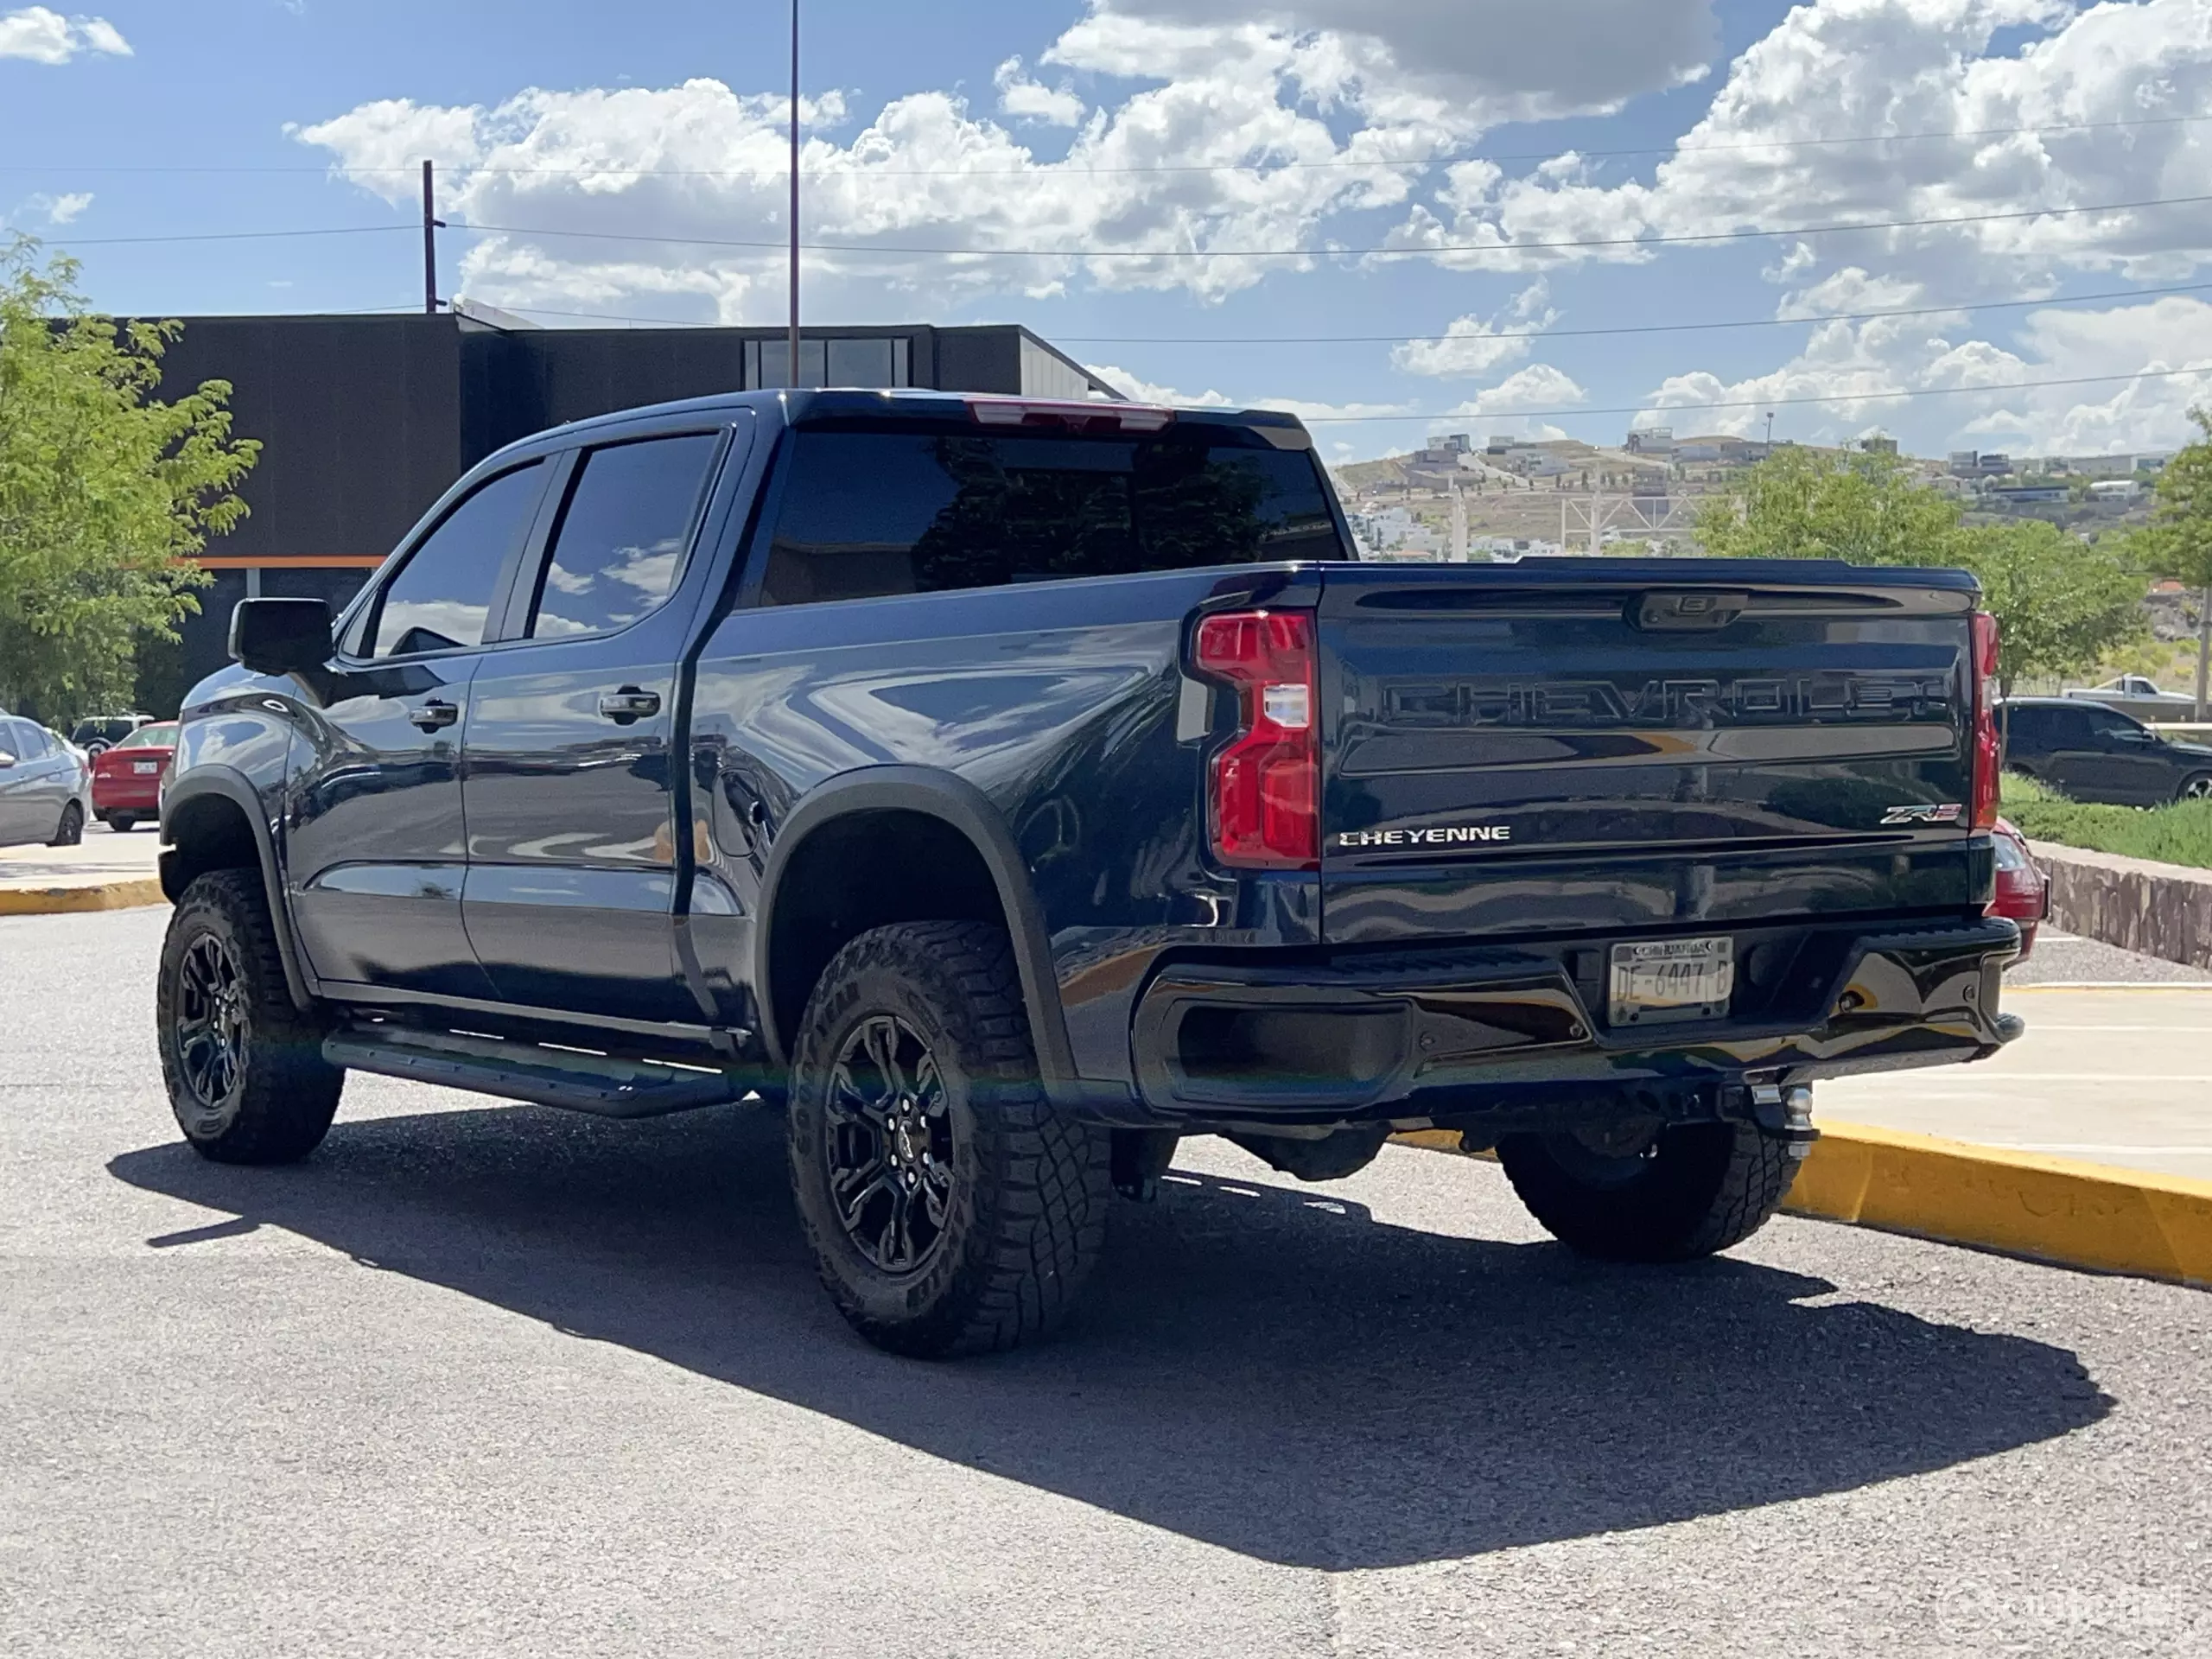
left=1192, top=609, right=1319, bottom=870
left=1971, top=610, right=2001, bottom=830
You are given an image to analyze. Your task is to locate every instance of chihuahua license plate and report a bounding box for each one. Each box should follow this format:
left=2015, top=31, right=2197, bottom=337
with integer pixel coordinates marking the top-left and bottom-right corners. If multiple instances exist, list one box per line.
left=1609, top=937, right=1733, bottom=1027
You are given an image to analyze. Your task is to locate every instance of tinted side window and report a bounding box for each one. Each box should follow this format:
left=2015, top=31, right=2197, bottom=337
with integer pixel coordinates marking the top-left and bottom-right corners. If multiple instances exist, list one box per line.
left=2003, top=707, right=2048, bottom=749
left=760, top=430, right=1344, bottom=607
left=2080, top=708, right=2144, bottom=741
left=525, top=435, right=721, bottom=639
left=2045, top=708, right=2096, bottom=746
left=4, top=721, right=39, bottom=759
left=371, top=462, right=545, bottom=658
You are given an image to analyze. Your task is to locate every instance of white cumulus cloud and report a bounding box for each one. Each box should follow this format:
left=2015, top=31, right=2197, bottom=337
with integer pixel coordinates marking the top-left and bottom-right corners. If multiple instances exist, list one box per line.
left=1382, top=0, right=2212, bottom=289
left=0, top=6, right=130, bottom=62
left=1395, top=280, right=1558, bottom=377
left=995, top=57, right=1086, bottom=127
left=294, top=5, right=1475, bottom=318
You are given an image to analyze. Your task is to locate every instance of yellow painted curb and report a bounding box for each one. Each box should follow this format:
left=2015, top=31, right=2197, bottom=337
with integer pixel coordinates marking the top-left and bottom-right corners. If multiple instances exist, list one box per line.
left=1391, top=1121, right=2212, bottom=1290
left=0, top=878, right=168, bottom=916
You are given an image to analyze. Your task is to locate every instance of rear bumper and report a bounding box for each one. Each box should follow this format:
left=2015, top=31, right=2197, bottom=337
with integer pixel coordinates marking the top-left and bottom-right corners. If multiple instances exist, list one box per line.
left=92, top=777, right=162, bottom=812
left=1124, top=915, right=2021, bottom=1129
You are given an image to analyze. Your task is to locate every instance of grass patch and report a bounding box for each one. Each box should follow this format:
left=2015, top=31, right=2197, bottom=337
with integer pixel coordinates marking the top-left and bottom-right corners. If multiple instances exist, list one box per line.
left=2001, top=772, right=2212, bottom=871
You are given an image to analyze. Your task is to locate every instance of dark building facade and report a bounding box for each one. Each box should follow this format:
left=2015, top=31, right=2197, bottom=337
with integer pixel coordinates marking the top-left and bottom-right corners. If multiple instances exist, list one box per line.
left=156, top=311, right=1120, bottom=687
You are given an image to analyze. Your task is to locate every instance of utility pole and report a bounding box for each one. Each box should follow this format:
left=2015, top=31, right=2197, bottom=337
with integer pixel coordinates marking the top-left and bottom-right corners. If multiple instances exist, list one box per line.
left=421, top=160, right=441, bottom=315
left=1764, top=410, right=1775, bottom=453
left=2196, top=586, right=2209, bottom=722
left=787, top=0, right=801, bottom=385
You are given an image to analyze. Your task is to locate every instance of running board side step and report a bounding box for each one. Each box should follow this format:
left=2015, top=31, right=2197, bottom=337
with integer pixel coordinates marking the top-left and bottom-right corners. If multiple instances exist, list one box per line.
left=322, top=1025, right=743, bottom=1118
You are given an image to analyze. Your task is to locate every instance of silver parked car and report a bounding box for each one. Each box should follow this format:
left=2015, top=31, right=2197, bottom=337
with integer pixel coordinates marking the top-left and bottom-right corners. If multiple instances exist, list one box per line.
left=0, top=715, right=93, bottom=847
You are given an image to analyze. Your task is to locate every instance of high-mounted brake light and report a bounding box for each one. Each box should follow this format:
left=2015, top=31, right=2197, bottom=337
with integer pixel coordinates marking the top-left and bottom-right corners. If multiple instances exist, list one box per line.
left=965, top=396, right=1175, bottom=434
left=1970, top=609, right=2002, bottom=830
left=1192, top=609, right=1319, bottom=870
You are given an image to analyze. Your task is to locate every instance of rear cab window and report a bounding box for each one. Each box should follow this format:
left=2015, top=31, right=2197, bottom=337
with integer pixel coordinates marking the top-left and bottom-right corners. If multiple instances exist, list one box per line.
left=521, top=433, right=722, bottom=639
left=759, top=423, right=1346, bottom=607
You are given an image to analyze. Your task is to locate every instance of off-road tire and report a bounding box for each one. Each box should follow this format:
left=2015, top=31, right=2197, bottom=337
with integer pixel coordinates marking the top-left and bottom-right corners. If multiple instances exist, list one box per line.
left=787, top=920, right=1111, bottom=1358
left=156, top=870, right=342, bottom=1165
left=1497, top=1119, right=1798, bottom=1262
left=48, top=802, right=84, bottom=846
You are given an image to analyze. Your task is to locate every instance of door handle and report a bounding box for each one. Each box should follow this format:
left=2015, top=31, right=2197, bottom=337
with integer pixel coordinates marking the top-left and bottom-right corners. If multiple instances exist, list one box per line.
left=597, top=687, right=663, bottom=725
left=408, top=700, right=461, bottom=733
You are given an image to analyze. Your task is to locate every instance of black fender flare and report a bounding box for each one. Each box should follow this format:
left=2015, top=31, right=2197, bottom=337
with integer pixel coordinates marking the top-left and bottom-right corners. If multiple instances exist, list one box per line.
left=160, top=766, right=317, bottom=1012
left=751, top=766, right=1076, bottom=1090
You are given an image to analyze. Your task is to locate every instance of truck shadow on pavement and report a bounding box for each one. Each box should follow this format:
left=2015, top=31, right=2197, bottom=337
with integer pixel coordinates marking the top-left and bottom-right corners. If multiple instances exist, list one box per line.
left=110, top=1099, right=2112, bottom=1571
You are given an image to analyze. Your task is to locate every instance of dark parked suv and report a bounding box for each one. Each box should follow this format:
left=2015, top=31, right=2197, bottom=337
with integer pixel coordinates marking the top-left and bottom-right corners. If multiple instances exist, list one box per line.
left=2000, top=697, right=2212, bottom=805
left=155, top=388, right=2024, bottom=1357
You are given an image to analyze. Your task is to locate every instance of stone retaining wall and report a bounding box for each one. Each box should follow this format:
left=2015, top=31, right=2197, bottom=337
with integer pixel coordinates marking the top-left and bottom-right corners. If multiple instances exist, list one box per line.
left=2026, top=840, right=2212, bottom=971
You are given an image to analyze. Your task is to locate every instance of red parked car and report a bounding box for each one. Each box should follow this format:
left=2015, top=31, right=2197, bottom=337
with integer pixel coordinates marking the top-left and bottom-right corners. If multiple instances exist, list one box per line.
left=1988, top=817, right=2049, bottom=962
left=89, top=721, right=177, bottom=833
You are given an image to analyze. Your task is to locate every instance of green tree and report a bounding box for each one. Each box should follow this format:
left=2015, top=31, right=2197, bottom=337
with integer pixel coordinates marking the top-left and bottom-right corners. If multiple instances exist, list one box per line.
left=1699, top=442, right=2148, bottom=702
left=2124, top=408, right=2212, bottom=718
left=1694, top=445, right=1967, bottom=565
left=0, top=235, right=257, bottom=721
left=1951, top=520, right=2144, bottom=699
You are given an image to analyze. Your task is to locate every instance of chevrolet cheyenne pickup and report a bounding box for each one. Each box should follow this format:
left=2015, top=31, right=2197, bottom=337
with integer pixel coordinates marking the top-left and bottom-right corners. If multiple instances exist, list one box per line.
left=155, top=388, right=2022, bottom=1357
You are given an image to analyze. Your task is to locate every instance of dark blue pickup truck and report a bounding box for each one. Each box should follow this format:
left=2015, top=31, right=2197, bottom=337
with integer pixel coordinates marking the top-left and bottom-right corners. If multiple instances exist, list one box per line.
left=156, top=388, right=2021, bottom=1356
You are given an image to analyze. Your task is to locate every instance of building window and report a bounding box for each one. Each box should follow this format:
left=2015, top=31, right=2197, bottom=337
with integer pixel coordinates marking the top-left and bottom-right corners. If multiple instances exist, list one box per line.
left=746, top=336, right=911, bottom=390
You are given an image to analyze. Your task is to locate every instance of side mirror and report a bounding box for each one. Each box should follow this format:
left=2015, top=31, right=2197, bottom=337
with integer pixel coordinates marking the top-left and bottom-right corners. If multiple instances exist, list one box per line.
left=0, top=752, right=15, bottom=770
left=229, top=598, right=334, bottom=677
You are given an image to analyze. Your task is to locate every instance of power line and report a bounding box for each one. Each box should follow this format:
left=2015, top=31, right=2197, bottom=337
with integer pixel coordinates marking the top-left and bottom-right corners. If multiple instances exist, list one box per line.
left=43, top=185, right=2209, bottom=256
left=471, top=278, right=2212, bottom=343
left=5, top=111, right=2206, bottom=180
left=454, top=189, right=2212, bottom=260
left=1293, top=365, right=2212, bottom=423
left=1057, top=280, right=2212, bottom=344
left=42, top=224, right=410, bottom=248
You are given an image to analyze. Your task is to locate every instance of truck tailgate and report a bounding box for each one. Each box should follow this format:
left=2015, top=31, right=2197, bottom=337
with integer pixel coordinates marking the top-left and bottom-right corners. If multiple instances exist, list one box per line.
left=1317, top=562, right=1983, bottom=945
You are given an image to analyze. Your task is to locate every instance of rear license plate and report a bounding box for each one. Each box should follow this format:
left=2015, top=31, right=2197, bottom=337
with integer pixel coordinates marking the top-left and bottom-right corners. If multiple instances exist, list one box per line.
left=133, top=761, right=160, bottom=774
left=1609, top=937, right=1733, bottom=1027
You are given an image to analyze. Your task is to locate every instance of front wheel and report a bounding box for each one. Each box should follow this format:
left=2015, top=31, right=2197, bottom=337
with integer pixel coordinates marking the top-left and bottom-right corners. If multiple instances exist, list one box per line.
left=2178, top=772, right=2212, bottom=804
left=1497, top=1117, right=1800, bottom=1262
left=156, top=870, right=343, bottom=1164
left=786, top=920, right=1111, bottom=1358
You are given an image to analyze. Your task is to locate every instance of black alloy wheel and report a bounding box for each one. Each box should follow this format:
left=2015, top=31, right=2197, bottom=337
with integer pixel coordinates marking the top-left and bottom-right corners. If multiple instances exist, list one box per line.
left=786, top=919, right=1111, bottom=1358
left=823, top=1014, right=957, bottom=1274
left=49, top=802, right=84, bottom=847
left=156, top=869, right=343, bottom=1164
left=172, top=933, right=249, bottom=1137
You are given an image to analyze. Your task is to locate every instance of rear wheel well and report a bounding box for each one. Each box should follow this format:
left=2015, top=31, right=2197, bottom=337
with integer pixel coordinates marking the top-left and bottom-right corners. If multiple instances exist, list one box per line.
left=766, top=810, right=1010, bottom=1057
left=161, top=793, right=264, bottom=903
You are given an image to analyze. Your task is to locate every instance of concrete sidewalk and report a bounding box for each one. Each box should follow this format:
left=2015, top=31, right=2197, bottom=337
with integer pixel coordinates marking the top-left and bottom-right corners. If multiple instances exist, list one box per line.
left=0, top=828, right=165, bottom=913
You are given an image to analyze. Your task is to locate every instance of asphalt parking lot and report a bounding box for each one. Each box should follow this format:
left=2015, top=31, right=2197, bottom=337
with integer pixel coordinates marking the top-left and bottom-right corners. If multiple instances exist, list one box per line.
left=5, top=908, right=2209, bottom=1657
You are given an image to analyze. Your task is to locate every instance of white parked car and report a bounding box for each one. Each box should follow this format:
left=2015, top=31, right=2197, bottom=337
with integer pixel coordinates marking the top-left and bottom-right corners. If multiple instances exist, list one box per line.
left=0, top=715, right=93, bottom=848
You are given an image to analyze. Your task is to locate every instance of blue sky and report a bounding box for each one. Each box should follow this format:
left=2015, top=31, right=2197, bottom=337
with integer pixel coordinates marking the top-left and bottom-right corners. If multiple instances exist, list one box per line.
left=5, top=0, right=2212, bottom=462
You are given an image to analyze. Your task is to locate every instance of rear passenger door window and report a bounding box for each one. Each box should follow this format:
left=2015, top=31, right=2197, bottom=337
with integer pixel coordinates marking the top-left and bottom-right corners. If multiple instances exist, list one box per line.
left=523, top=434, right=723, bottom=639
left=368, top=461, right=547, bottom=659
